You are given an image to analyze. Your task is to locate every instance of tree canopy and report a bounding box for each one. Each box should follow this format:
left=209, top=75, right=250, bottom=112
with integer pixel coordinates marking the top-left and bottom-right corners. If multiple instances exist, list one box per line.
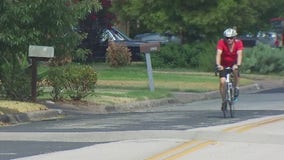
left=0, top=0, right=101, bottom=63
left=0, top=0, right=102, bottom=100
left=111, top=0, right=284, bottom=42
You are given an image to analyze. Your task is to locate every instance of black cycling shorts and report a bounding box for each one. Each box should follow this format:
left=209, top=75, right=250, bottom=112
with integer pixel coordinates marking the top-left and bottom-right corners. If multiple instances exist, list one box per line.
left=219, top=69, right=240, bottom=78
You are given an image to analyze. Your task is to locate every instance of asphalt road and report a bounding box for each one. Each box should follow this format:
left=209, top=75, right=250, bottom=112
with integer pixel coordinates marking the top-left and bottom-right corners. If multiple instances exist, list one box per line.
left=0, top=87, right=284, bottom=160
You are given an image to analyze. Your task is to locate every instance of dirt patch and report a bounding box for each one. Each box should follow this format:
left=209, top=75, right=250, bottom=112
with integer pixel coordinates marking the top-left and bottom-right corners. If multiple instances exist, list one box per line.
left=0, top=100, right=48, bottom=115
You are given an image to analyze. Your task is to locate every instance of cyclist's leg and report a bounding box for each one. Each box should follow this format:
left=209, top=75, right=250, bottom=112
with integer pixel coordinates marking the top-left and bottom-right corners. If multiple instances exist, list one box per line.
left=233, top=69, right=240, bottom=98
left=219, top=77, right=226, bottom=101
left=219, top=70, right=227, bottom=109
left=233, top=69, right=240, bottom=88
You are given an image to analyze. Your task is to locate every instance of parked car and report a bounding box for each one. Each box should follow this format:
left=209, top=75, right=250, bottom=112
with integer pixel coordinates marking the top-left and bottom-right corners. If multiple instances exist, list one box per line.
left=237, top=31, right=282, bottom=48
left=256, top=31, right=280, bottom=48
left=134, top=32, right=181, bottom=45
left=237, top=33, right=257, bottom=48
left=82, top=27, right=149, bottom=62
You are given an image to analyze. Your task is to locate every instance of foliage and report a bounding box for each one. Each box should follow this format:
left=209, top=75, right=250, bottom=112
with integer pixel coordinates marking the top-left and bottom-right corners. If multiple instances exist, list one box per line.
left=47, top=66, right=66, bottom=101
left=242, top=44, right=284, bottom=74
left=106, top=42, right=132, bottom=67
left=47, top=64, right=97, bottom=101
left=79, top=0, right=115, bottom=54
left=0, top=54, right=31, bottom=100
left=111, top=0, right=284, bottom=42
left=64, top=64, right=97, bottom=100
left=193, top=42, right=216, bottom=72
left=151, top=42, right=215, bottom=71
left=151, top=43, right=190, bottom=68
left=0, top=0, right=101, bottom=100
left=0, top=0, right=101, bottom=64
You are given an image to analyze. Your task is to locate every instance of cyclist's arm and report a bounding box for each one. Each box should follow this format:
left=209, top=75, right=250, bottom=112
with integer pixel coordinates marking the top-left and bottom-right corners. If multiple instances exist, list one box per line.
left=216, top=49, right=223, bottom=70
left=236, top=40, right=243, bottom=68
left=233, top=50, right=243, bottom=70
left=236, top=50, right=242, bottom=66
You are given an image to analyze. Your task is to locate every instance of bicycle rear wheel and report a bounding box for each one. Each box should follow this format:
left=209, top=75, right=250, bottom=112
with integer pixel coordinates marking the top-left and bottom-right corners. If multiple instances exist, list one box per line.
left=229, top=102, right=235, bottom=118
left=229, top=88, right=235, bottom=118
left=222, top=102, right=227, bottom=118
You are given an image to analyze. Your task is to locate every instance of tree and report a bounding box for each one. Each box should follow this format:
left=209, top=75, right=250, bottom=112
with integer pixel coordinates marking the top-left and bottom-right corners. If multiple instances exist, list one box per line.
left=0, top=0, right=101, bottom=100
left=111, top=0, right=284, bottom=42
left=79, top=0, right=115, bottom=57
left=0, top=0, right=102, bottom=62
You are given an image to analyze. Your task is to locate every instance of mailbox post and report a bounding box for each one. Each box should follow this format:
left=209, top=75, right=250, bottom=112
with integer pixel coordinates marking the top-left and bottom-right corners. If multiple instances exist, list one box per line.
left=28, top=45, right=54, bottom=101
left=140, top=42, right=160, bottom=92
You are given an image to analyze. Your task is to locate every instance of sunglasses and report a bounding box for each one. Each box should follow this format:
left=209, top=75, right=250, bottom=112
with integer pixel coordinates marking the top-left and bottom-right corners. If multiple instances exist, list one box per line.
left=225, top=37, right=235, bottom=40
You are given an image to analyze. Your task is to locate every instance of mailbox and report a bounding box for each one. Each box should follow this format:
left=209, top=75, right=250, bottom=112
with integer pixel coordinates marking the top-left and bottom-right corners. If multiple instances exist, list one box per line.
left=140, top=42, right=160, bottom=53
left=29, top=45, right=54, bottom=58
left=139, top=42, right=160, bottom=92
left=28, top=45, right=54, bottom=102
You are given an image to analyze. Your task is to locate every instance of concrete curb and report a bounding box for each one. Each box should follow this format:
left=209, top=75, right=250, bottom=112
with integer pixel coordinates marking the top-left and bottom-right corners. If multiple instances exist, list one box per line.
left=47, top=98, right=178, bottom=115
left=103, top=98, right=178, bottom=113
left=0, top=109, right=63, bottom=124
left=172, top=83, right=262, bottom=103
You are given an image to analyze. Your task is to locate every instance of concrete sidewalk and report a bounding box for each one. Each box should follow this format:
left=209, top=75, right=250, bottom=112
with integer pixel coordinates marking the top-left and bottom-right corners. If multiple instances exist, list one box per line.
left=13, top=114, right=284, bottom=160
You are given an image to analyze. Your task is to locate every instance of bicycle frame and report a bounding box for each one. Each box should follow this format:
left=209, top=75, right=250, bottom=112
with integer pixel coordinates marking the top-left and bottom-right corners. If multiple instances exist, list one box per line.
left=225, top=68, right=233, bottom=100
left=215, top=66, right=236, bottom=118
left=224, top=67, right=235, bottom=118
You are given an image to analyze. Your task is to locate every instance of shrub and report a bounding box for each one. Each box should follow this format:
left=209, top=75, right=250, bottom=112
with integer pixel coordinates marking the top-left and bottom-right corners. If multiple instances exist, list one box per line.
left=106, top=42, right=132, bottom=67
left=64, top=64, right=97, bottom=100
left=151, top=43, right=190, bottom=68
left=47, top=67, right=66, bottom=101
left=151, top=42, right=215, bottom=71
left=243, top=44, right=284, bottom=74
left=0, top=56, right=31, bottom=101
left=47, top=64, right=97, bottom=101
left=194, top=42, right=216, bottom=72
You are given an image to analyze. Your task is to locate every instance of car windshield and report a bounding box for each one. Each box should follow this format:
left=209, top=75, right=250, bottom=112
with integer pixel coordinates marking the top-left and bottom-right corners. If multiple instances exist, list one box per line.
left=100, top=27, right=134, bottom=42
left=101, top=30, right=115, bottom=41
left=108, top=27, right=132, bottom=41
left=109, top=29, right=125, bottom=40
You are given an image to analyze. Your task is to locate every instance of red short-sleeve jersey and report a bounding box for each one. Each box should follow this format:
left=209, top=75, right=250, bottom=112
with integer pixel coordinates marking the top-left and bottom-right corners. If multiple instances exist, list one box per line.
left=217, top=39, right=243, bottom=67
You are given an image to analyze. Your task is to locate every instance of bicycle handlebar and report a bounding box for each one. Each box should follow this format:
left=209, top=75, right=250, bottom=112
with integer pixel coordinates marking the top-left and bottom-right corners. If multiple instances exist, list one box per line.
left=215, top=66, right=234, bottom=76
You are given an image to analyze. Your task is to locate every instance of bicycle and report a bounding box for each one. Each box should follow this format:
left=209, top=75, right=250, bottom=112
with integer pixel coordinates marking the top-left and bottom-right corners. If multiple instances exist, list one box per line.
left=215, top=67, right=236, bottom=118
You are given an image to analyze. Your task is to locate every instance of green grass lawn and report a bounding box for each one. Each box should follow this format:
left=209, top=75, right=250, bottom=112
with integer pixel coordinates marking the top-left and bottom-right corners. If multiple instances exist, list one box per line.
left=78, top=62, right=254, bottom=105
left=0, top=62, right=274, bottom=117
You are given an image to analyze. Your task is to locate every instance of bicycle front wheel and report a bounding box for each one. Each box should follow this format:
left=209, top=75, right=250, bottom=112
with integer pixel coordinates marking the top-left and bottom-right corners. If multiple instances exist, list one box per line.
left=222, top=85, right=230, bottom=118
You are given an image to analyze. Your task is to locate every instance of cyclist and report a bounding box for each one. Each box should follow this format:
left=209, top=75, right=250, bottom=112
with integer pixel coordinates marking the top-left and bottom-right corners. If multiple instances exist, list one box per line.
left=216, top=28, right=243, bottom=110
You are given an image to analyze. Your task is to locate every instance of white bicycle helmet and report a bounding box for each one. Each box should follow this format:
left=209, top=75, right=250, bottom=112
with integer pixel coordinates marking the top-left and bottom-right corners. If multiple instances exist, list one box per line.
left=223, top=28, right=237, bottom=37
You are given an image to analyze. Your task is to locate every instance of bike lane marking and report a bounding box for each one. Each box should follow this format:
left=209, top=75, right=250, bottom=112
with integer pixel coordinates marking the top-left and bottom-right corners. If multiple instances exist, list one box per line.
left=145, top=140, right=216, bottom=160
left=145, top=115, right=284, bottom=160
left=163, top=140, right=217, bottom=160
left=223, top=116, right=284, bottom=133
left=145, top=140, right=199, bottom=160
